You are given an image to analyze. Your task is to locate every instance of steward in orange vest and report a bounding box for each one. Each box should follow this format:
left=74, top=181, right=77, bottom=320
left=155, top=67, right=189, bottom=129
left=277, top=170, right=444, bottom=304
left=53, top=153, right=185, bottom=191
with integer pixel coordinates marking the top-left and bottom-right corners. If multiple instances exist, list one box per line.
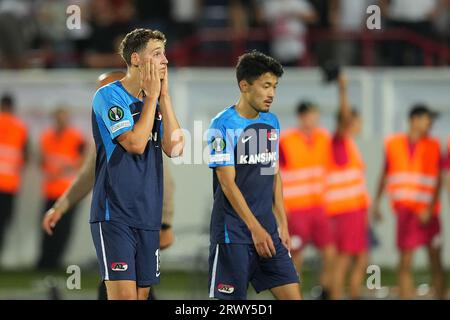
left=373, top=104, right=445, bottom=299
left=279, top=101, right=335, bottom=300
left=0, top=99, right=28, bottom=194
left=325, top=137, right=370, bottom=217
left=385, top=134, right=441, bottom=216
left=40, top=111, right=85, bottom=200
left=0, top=94, right=28, bottom=255
left=280, top=126, right=330, bottom=213
left=36, top=107, right=85, bottom=270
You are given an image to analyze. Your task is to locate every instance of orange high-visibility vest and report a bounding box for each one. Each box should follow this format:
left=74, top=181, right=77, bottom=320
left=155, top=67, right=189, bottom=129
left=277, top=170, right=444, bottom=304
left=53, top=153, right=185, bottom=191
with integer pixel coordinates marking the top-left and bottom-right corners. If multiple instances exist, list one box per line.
left=280, top=128, right=330, bottom=213
left=385, top=134, right=441, bottom=215
left=0, top=113, right=28, bottom=194
left=40, top=127, right=84, bottom=200
left=325, top=137, right=369, bottom=216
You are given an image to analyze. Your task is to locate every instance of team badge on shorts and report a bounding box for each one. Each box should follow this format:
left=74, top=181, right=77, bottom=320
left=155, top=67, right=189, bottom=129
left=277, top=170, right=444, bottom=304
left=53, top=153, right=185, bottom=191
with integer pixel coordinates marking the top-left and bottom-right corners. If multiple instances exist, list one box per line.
left=111, top=262, right=128, bottom=271
left=108, top=106, right=124, bottom=121
left=217, top=283, right=235, bottom=294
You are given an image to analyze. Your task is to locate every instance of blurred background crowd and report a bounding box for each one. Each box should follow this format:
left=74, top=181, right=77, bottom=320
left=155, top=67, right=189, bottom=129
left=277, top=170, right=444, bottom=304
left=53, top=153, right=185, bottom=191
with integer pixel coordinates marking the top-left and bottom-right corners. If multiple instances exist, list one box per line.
left=1, top=0, right=450, bottom=69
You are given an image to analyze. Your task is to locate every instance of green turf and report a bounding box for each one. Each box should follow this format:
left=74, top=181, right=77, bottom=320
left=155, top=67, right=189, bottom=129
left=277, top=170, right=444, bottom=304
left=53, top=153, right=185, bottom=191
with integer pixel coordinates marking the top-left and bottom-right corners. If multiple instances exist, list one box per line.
left=0, top=268, right=448, bottom=299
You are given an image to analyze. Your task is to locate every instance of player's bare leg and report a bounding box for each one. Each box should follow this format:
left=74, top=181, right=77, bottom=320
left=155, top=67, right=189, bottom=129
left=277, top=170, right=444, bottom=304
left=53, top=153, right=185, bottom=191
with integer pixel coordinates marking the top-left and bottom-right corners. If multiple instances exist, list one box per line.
left=291, top=250, right=303, bottom=274
left=105, top=280, right=138, bottom=300
left=349, top=252, right=368, bottom=299
left=398, top=250, right=415, bottom=299
left=332, top=253, right=351, bottom=299
left=137, top=287, right=151, bottom=300
left=320, top=244, right=336, bottom=297
left=427, top=244, right=445, bottom=299
left=270, top=283, right=302, bottom=300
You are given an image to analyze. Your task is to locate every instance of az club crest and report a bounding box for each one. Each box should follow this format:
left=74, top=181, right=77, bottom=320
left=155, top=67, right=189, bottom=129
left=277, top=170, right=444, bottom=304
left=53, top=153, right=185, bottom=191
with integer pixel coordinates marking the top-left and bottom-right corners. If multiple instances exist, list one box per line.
left=267, top=130, right=278, bottom=141
left=111, top=262, right=128, bottom=271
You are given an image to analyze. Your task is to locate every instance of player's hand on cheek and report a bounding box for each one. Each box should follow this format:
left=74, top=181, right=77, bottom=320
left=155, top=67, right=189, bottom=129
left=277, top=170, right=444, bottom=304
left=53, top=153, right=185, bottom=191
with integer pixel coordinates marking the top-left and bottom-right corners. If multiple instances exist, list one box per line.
left=139, top=61, right=148, bottom=96
left=151, top=59, right=162, bottom=98
left=140, top=59, right=161, bottom=99
left=160, top=66, right=169, bottom=97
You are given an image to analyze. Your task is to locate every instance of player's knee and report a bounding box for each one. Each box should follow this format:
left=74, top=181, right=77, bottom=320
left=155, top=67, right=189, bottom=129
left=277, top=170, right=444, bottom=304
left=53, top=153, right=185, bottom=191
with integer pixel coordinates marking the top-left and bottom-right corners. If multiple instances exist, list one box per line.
left=287, top=285, right=302, bottom=300
left=113, top=288, right=137, bottom=300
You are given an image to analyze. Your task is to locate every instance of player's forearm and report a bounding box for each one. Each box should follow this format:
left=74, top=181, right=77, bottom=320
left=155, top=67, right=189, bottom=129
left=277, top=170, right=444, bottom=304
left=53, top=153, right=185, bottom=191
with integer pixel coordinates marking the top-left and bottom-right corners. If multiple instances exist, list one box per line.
left=220, top=181, right=261, bottom=232
left=273, top=173, right=288, bottom=229
left=273, top=203, right=288, bottom=231
left=161, top=190, right=174, bottom=225
left=53, top=151, right=96, bottom=214
left=159, top=94, right=184, bottom=157
left=129, top=95, right=158, bottom=150
left=162, top=156, right=175, bottom=225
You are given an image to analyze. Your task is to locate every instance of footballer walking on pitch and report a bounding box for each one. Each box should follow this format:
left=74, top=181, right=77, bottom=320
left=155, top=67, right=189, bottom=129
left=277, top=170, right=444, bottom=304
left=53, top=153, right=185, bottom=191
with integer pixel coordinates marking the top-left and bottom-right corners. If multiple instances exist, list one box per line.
left=42, top=70, right=177, bottom=300
left=90, top=28, right=184, bottom=300
left=207, top=51, right=300, bottom=300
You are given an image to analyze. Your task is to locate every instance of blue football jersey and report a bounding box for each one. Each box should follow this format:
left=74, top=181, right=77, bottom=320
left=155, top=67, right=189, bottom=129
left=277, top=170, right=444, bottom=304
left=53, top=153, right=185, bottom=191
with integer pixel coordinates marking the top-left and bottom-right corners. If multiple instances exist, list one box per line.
left=90, top=81, right=163, bottom=230
left=208, top=105, right=280, bottom=244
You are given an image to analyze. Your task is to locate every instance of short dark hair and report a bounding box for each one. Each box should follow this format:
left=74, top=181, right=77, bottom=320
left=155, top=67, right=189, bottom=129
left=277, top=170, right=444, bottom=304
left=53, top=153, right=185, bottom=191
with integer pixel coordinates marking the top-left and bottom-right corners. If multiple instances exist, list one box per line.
left=296, top=101, right=318, bottom=115
left=119, top=28, right=166, bottom=66
left=409, top=103, right=438, bottom=120
left=1, top=94, right=14, bottom=112
left=236, top=50, right=284, bottom=85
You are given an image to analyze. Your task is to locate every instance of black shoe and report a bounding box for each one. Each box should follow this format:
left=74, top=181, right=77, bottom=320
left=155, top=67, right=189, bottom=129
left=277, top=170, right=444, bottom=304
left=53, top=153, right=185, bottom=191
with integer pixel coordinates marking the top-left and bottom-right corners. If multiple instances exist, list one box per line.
left=319, top=289, right=330, bottom=300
